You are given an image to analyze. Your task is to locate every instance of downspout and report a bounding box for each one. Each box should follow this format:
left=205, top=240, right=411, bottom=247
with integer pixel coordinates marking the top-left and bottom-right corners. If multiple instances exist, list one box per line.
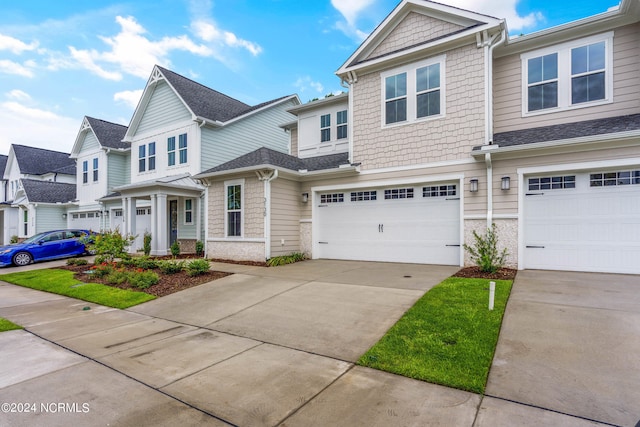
left=485, top=152, right=493, bottom=227
left=202, top=180, right=209, bottom=258
left=258, top=169, right=278, bottom=260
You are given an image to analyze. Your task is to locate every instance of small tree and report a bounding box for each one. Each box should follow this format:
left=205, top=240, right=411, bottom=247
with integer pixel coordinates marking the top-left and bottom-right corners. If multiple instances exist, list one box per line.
left=143, top=232, right=152, bottom=256
left=195, top=240, right=204, bottom=257
left=170, top=240, right=180, bottom=257
left=463, top=223, right=508, bottom=273
left=84, top=228, right=135, bottom=262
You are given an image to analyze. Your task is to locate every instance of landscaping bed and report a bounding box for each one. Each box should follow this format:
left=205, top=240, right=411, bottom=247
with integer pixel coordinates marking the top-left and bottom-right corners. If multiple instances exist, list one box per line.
left=453, top=266, right=517, bottom=280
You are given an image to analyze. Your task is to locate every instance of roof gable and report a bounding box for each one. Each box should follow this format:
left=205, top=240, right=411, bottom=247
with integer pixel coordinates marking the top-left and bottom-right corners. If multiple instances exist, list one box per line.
left=71, top=116, right=129, bottom=157
left=337, top=0, right=503, bottom=77
left=11, top=145, right=75, bottom=176
left=20, top=179, right=76, bottom=204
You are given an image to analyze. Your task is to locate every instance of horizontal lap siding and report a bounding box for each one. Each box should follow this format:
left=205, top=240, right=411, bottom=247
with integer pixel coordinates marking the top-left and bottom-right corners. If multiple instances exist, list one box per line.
left=107, top=154, right=130, bottom=191
left=136, top=82, right=192, bottom=135
left=35, top=206, right=67, bottom=234
left=494, top=23, right=640, bottom=133
left=270, top=178, right=301, bottom=256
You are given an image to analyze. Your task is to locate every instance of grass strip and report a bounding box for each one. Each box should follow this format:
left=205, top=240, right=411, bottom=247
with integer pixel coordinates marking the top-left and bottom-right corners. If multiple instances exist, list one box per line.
left=0, top=317, right=22, bottom=332
left=358, top=277, right=513, bottom=394
left=0, top=269, right=155, bottom=309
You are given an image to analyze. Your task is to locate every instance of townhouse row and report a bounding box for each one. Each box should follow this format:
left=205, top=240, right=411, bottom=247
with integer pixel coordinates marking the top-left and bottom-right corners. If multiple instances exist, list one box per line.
left=2, top=0, right=639, bottom=275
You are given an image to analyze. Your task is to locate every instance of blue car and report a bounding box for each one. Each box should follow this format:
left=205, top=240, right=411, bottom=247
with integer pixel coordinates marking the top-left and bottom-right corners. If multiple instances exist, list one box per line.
left=0, top=229, right=94, bottom=267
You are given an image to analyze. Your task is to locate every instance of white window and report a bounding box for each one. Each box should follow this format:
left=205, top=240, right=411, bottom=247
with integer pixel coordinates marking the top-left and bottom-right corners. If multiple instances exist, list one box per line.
left=114, top=210, right=123, bottom=217
left=590, top=170, right=640, bottom=187
left=528, top=176, right=576, bottom=191
left=92, top=158, right=99, bottom=182
left=139, top=142, right=156, bottom=172
left=168, top=136, right=176, bottom=166
left=320, top=114, right=331, bottom=142
left=522, top=32, right=613, bottom=115
left=184, top=199, right=193, bottom=224
left=337, top=110, right=348, bottom=139
left=382, top=56, right=445, bottom=126
left=179, top=133, right=188, bottom=164
left=384, top=188, right=414, bottom=199
left=423, top=185, right=456, bottom=197
left=350, top=191, right=376, bottom=201
left=225, top=180, right=243, bottom=237
left=82, top=161, right=88, bottom=184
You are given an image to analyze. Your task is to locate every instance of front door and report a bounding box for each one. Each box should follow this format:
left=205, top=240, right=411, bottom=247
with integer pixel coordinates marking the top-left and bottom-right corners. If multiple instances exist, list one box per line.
left=169, top=200, right=178, bottom=246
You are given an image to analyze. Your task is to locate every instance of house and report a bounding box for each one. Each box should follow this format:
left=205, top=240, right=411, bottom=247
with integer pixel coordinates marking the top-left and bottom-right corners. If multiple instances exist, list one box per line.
left=92, top=65, right=300, bottom=255
left=1, top=144, right=76, bottom=242
left=196, top=0, right=640, bottom=275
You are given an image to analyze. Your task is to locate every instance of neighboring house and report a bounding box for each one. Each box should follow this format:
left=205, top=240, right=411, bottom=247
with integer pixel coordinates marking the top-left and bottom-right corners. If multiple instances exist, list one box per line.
left=68, top=116, right=129, bottom=232
left=2, top=144, right=76, bottom=241
left=196, top=0, right=640, bottom=275
left=97, top=65, right=299, bottom=255
left=0, top=154, right=12, bottom=244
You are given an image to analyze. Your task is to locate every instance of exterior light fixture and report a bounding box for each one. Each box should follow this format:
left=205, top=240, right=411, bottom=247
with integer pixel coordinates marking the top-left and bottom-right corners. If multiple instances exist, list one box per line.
left=62, top=213, right=67, bottom=219
left=501, top=176, right=511, bottom=191
left=301, top=193, right=309, bottom=203
left=470, top=178, right=479, bottom=193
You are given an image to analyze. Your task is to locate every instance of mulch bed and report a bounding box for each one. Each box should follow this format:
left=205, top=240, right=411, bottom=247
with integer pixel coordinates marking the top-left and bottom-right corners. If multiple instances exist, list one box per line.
left=60, top=263, right=230, bottom=298
left=453, top=266, right=517, bottom=280
left=208, top=258, right=268, bottom=267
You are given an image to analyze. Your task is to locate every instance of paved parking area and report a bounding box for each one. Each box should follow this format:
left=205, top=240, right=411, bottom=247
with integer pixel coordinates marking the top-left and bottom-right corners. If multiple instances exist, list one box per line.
left=1, top=260, right=638, bottom=426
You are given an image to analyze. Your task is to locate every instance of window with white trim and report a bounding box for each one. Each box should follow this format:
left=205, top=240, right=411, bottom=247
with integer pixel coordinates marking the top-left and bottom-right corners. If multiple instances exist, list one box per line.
left=382, top=56, right=445, bottom=126
left=337, top=110, right=348, bottom=139
left=528, top=176, right=575, bottom=190
left=590, top=170, right=640, bottom=187
left=226, top=182, right=242, bottom=237
left=178, top=133, right=187, bottom=164
left=423, top=185, right=456, bottom=197
left=522, top=33, right=612, bottom=115
left=82, top=160, right=88, bottom=184
left=92, top=158, right=99, bottom=182
left=185, top=199, right=193, bottom=224
left=138, top=143, right=155, bottom=172
left=320, top=114, right=331, bottom=142
left=384, top=188, right=414, bottom=199
left=320, top=193, right=344, bottom=203
left=350, top=191, right=376, bottom=201
left=168, top=136, right=176, bottom=166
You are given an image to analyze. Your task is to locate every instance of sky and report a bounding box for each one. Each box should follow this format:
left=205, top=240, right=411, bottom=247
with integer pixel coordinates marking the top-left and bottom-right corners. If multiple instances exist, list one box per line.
left=0, top=0, right=621, bottom=155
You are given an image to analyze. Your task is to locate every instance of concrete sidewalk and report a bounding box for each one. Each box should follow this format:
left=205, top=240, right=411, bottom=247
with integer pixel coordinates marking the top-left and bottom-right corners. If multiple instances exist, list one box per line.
left=1, top=260, right=637, bottom=426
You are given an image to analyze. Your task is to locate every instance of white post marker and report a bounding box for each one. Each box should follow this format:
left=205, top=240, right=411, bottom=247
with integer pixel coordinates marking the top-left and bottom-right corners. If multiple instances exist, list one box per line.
left=489, top=281, right=495, bottom=311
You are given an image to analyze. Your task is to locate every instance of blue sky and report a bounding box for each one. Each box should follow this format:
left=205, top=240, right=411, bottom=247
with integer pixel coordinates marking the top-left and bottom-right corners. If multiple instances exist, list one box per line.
left=0, top=0, right=620, bottom=154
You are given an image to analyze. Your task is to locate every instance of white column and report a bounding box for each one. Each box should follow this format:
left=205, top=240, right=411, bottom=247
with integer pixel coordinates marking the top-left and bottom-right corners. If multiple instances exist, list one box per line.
left=156, top=193, right=168, bottom=255
left=195, top=194, right=202, bottom=246
left=125, top=197, right=136, bottom=253
left=150, top=194, right=158, bottom=255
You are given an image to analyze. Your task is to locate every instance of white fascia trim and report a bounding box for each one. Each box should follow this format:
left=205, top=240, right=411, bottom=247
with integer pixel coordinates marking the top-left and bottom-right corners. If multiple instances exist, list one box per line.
left=359, top=158, right=476, bottom=175
left=287, top=93, right=348, bottom=115
left=517, top=157, right=640, bottom=175
left=311, top=173, right=464, bottom=193
left=464, top=213, right=519, bottom=220
left=207, top=237, right=265, bottom=243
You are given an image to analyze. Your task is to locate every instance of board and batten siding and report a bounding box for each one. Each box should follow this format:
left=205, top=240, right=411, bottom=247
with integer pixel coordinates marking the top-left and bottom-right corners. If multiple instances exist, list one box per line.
left=35, top=206, right=67, bottom=233
left=493, top=23, right=640, bottom=133
left=270, top=178, right=301, bottom=256
left=136, top=81, right=192, bottom=136
left=107, top=154, right=130, bottom=191
left=200, top=99, right=297, bottom=171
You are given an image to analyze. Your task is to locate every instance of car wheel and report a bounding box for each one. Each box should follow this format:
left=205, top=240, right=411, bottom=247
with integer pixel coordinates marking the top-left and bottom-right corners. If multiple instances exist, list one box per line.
left=13, top=252, right=33, bottom=266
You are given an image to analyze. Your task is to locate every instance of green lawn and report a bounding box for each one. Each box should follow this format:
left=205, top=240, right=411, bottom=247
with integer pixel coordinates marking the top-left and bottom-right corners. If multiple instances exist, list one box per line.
left=0, top=269, right=155, bottom=309
left=358, top=277, right=513, bottom=394
left=0, top=317, right=22, bottom=332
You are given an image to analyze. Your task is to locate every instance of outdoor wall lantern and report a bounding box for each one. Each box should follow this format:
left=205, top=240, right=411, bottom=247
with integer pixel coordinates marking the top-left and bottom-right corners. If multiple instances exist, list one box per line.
left=469, top=178, right=479, bottom=193
left=62, top=213, right=67, bottom=219
left=301, top=192, right=309, bottom=203
left=501, top=176, right=511, bottom=191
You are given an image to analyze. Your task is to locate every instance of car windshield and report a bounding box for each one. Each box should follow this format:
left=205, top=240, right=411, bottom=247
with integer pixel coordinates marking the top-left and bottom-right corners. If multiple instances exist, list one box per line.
left=21, top=232, right=50, bottom=244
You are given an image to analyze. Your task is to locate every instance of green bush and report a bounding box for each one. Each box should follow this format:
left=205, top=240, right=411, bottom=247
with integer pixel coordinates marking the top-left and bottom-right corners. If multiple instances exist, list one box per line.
left=10, top=235, right=19, bottom=244
left=463, top=223, right=508, bottom=273
left=106, top=270, right=130, bottom=285
left=267, top=252, right=306, bottom=267
left=158, top=260, right=185, bottom=274
left=195, top=240, right=204, bottom=257
left=143, top=232, right=152, bottom=256
left=91, top=263, right=115, bottom=278
left=186, top=259, right=210, bottom=276
left=66, top=258, right=88, bottom=266
left=84, top=228, right=135, bottom=262
left=128, top=270, right=159, bottom=289
left=130, top=256, right=159, bottom=270
left=170, top=240, right=180, bottom=257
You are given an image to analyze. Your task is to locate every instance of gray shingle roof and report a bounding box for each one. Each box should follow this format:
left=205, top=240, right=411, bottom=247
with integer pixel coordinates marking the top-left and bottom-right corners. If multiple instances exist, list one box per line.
left=199, top=147, right=351, bottom=175
left=21, top=179, right=76, bottom=203
left=85, top=117, right=129, bottom=149
left=157, top=66, right=295, bottom=123
left=489, top=114, right=640, bottom=149
left=13, top=145, right=75, bottom=176
left=0, top=155, right=7, bottom=177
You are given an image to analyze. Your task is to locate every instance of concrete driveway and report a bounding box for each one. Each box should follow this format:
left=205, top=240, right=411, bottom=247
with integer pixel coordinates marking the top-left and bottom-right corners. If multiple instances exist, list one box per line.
left=1, top=260, right=638, bottom=426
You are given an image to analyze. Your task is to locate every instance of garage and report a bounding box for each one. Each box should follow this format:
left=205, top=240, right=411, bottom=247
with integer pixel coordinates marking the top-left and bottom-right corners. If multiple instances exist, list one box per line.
left=523, top=169, right=640, bottom=274
left=69, top=211, right=101, bottom=231
left=315, top=182, right=461, bottom=265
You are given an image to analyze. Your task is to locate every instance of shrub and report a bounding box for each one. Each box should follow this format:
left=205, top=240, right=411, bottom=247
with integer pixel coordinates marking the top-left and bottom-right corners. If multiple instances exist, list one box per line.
left=170, top=240, right=180, bottom=257
left=128, top=270, right=159, bottom=289
left=91, top=262, right=115, bottom=278
left=143, top=232, right=152, bottom=256
left=267, top=252, right=306, bottom=267
left=106, top=270, right=130, bottom=285
left=66, top=258, right=88, bottom=266
left=129, top=256, right=159, bottom=270
left=158, top=260, right=185, bottom=274
left=10, top=235, right=18, bottom=244
left=195, top=240, right=204, bottom=257
left=84, top=228, right=135, bottom=262
left=186, top=259, right=210, bottom=276
left=463, top=223, right=508, bottom=273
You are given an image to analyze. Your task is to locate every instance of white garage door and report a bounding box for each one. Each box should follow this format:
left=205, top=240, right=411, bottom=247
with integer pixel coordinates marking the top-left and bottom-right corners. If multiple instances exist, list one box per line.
left=524, top=170, right=640, bottom=274
left=316, top=183, right=460, bottom=265
left=69, top=212, right=100, bottom=231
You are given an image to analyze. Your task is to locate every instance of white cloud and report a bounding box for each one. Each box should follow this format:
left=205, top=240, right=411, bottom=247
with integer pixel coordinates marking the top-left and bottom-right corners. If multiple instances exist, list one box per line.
left=191, top=20, right=262, bottom=56
left=0, top=59, right=35, bottom=77
left=69, top=15, right=213, bottom=80
left=294, top=76, right=324, bottom=94
left=0, top=101, right=78, bottom=153
left=0, top=34, right=38, bottom=54
left=6, top=90, right=31, bottom=102
left=331, top=0, right=375, bottom=41
left=440, top=0, right=543, bottom=32
left=114, top=89, right=143, bottom=109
